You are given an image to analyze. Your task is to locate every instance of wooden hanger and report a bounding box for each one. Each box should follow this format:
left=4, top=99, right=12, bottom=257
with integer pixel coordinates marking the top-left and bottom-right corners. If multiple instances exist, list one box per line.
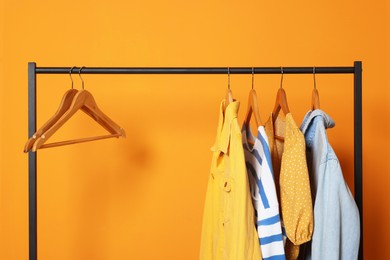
left=225, top=89, right=233, bottom=108
left=272, top=68, right=290, bottom=141
left=244, top=68, right=263, bottom=132
left=311, top=67, right=320, bottom=110
left=311, top=89, right=320, bottom=110
left=272, top=68, right=290, bottom=122
left=24, top=67, right=79, bottom=153
left=31, top=68, right=125, bottom=151
left=224, top=67, right=233, bottom=110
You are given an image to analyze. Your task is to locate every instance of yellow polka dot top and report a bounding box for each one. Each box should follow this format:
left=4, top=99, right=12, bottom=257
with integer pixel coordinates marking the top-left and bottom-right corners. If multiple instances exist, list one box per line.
left=264, top=113, right=314, bottom=260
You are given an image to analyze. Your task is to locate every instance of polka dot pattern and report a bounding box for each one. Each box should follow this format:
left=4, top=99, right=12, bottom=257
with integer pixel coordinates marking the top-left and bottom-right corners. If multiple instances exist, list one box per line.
left=265, top=113, right=314, bottom=260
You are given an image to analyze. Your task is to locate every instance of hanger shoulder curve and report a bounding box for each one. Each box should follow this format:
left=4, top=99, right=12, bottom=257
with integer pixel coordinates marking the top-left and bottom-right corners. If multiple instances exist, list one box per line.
left=24, top=89, right=78, bottom=153
left=244, top=89, right=263, bottom=129
left=32, top=90, right=88, bottom=151
left=311, top=88, right=320, bottom=110
left=225, top=88, right=233, bottom=109
left=272, top=88, right=290, bottom=122
left=81, top=92, right=126, bottom=137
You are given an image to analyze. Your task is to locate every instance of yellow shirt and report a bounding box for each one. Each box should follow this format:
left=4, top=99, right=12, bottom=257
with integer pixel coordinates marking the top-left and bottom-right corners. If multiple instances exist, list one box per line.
left=200, top=100, right=261, bottom=260
left=264, top=113, right=314, bottom=260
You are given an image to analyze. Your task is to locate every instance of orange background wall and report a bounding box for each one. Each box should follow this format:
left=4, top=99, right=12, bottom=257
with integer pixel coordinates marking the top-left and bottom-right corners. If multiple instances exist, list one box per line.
left=1, top=0, right=389, bottom=259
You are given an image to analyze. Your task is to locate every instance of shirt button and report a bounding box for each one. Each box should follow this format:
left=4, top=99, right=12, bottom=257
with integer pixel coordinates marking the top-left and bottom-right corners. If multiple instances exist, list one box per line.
left=223, top=179, right=231, bottom=192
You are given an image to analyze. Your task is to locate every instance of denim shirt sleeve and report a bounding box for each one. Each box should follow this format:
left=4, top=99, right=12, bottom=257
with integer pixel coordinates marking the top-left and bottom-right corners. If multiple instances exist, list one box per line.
left=310, top=156, right=360, bottom=260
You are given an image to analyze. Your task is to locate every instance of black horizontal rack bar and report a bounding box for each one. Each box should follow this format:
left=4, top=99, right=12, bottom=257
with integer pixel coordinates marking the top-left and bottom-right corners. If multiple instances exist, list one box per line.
left=28, top=61, right=363, bottom=260
left=35, top=66, right=355, bottom=74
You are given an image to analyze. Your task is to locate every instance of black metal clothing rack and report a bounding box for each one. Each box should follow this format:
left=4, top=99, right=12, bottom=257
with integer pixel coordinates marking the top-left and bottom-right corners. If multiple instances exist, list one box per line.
left=27, top=61, right=363, bottom=260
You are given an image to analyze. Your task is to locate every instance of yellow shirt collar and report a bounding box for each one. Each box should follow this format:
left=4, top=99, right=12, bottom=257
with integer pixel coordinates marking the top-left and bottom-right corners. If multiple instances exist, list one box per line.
left=211, top=99, right=240, bottom=154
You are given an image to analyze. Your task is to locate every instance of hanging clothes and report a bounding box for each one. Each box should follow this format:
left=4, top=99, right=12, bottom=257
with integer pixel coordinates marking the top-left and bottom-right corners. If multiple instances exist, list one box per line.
left=264, top=113, right=314, bottom=260
left=242, top=124, right=286, bottom=260
left=299, top=110, right=360, bottom=260
left=200, top=100, right=261, bottom=260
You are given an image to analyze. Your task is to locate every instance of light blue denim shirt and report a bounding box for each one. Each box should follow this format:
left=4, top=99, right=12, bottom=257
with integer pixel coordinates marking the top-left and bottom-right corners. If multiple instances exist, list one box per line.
left=300, top=109, right=360, bottom=260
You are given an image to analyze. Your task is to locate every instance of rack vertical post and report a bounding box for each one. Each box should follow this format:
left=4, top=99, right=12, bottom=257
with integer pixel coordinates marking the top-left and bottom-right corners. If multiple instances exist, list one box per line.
left=354, top=61, right=363, bottom=260
left=28, top=62, right=37, bottom=260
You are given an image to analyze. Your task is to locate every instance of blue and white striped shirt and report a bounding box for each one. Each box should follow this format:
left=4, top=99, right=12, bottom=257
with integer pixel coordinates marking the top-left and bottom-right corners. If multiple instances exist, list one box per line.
left=242, top=125, right=286, bottom=260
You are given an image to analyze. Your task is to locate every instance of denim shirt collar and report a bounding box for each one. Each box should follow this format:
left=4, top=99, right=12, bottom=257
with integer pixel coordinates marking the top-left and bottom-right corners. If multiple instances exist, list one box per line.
left=300, top=109, right=335, bottom=148
left=300, top=109, right=335, bottom=134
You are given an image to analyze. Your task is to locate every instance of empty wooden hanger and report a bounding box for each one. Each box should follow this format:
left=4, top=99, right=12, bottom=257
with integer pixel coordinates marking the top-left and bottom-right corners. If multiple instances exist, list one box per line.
left=244, top=68, right=263, bottom=133
left=272, top=67, right=290, bottom=141
left=24, top=67, right=79, bottom=153
left=224, top=67, right=233, bottom=110
left=31, top=67, right=126, bottom=152
left=311, top=67, right=320, bottom=110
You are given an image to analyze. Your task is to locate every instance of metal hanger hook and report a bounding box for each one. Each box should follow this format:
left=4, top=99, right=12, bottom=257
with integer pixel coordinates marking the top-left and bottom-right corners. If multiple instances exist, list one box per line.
left=69, top=66, right=76, bottom=89
left=280, top=67, right=284, bottom=89
left=79, top=66, right=85, bottom=90
left=252, top=67, right=254, bottom=90
left=313, top=66, right=317, bottom=90
left=227, top=67, right=231, bottom=90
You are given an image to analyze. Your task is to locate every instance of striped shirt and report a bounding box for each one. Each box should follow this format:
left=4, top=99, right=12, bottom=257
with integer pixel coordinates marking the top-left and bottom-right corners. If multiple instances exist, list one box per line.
left=242, top=125, right=286, bottom=260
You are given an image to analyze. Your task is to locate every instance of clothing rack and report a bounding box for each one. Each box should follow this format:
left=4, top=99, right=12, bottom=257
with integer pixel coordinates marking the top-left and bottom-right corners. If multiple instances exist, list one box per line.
left=27, top=61, right=363, bottom=260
